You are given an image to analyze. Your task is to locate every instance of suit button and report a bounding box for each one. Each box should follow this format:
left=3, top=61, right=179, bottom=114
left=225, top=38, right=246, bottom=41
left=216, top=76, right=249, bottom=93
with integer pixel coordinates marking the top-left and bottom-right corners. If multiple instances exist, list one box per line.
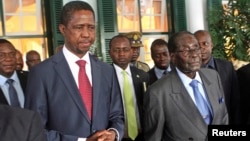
left=188, top=137, right=194, bottom=141
left=92, top=130, right=96, bottom=133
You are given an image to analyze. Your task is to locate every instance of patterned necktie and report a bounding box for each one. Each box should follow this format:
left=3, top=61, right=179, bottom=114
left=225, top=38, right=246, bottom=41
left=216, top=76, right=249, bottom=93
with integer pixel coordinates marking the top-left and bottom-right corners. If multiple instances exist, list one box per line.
left=76, top=60, right=92, bottom=119
left=6, top=79, right=20, bottom=107
left=122, top=70, right=138, bottom=140
left=189, top=80, right=211, bottom=124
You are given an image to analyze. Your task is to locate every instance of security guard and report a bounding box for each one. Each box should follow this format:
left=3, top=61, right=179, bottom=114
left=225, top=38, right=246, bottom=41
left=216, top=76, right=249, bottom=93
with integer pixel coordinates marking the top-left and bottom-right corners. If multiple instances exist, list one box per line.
left=125, top=31, right=150, bottom=72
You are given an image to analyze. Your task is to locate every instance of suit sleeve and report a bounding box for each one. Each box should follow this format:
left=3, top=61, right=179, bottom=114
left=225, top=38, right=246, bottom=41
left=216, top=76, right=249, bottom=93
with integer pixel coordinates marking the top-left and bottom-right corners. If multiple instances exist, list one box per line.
left=24, top=66, right=79, bottom=141
left=143, top=88, right=165, bottom=141
left=107, top=71, right=125, bottom=140
left=28, top=111, right=47, bottom=141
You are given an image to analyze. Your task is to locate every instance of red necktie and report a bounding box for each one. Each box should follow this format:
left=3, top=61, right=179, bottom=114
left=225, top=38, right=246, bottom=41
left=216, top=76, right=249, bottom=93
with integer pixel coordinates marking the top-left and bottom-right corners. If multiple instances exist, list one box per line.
left=76, top=60, right=92, bottom=119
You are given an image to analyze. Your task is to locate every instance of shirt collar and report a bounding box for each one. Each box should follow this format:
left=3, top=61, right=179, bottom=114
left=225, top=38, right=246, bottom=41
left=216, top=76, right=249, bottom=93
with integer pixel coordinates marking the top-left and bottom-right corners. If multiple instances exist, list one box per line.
left=63, top=45, right=90, bottom=64
left=0, top=71, right=19, bottom=86
left=204, top=57, right=215, bottom=69
left=176, top=67, right=202, bottom=86
left=113, top=64, right=131, bottom=76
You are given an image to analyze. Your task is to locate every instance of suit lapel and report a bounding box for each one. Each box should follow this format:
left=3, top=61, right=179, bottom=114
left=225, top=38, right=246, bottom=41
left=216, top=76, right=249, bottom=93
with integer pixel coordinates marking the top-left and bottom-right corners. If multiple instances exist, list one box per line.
left=170, top=70, right=208, bottom=134
left=53, top=52, right=90, bottom=122
left=199, top=70, right=222, bottom=123
left=90, top=56, right=101, bottom=120
left=0, top=89, right=8, bottom=105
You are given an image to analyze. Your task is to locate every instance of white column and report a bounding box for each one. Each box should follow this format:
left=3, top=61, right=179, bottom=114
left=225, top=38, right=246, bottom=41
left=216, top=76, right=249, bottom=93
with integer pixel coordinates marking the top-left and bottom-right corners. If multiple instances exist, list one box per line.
left=185, top=0, right=208, bottom=33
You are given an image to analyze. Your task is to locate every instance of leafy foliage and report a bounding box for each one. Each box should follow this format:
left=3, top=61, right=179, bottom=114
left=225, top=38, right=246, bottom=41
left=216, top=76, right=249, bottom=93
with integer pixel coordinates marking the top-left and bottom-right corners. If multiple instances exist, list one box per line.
left=208, top=0, right=250, bottom=61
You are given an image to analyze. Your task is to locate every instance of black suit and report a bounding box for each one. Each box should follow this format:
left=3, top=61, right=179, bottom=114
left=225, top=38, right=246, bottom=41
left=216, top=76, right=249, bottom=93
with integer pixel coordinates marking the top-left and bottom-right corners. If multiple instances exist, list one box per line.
left=205, top=58, right=240, bottom=124
left=237, top=63, right=250, bottom=124
left=0, top=104, right=46, bottom=141
left=147, top=68, right=157, bottom=86
left=0, top=70, right=28, bottom=105
left=114, top=65, right=149, bottom=141
left=148, top=65, right=174, bottom=86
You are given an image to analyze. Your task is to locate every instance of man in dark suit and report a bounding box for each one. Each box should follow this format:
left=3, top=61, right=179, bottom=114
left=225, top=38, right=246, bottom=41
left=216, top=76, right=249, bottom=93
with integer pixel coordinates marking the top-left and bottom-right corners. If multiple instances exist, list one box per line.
left=0, top=39, right=28, bottom=108
left=194, top=30, right=241, bottom=125
left=24, top=1, right=124, bottom=141
left=109, top=34, right=149, bottom=141
left=0, top=104, right=46, bottom=141
left=147, top=39, right=172, bottom=85
left=143, top=31, right=228, bottom=141
left=236, top=63, right=250, bottom=124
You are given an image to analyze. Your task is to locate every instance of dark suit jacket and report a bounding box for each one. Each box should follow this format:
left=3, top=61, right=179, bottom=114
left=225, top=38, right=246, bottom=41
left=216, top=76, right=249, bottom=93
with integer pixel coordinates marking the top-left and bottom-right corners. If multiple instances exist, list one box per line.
left=24, top=51, right=124, bottom=141
left=114, top=66, right=149, bottom=141
left=148, top=65, right=174, bottom=85
left=147, top=68, right=157, bottom=86
left=144, top=68, right=228, bottom=141
left=0, top=70, right=28, bottom=105
left=210, top=58, right=241, bottom=124
left=0, top=104, right=46, bottom=141
left=237, top=63, right=250, bottom=124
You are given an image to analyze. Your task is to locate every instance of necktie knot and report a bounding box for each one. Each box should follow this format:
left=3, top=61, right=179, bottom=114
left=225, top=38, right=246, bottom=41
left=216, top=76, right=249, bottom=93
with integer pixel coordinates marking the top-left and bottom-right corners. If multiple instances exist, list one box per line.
left=122, top=70, right=127, bottom=76
left=76, top=60, right=86, bottom=68
left=163, top=70, right=168, bottom=75
left=190, top=79, right=199, bottom=88
left=6, top=79, right=14, bottom=84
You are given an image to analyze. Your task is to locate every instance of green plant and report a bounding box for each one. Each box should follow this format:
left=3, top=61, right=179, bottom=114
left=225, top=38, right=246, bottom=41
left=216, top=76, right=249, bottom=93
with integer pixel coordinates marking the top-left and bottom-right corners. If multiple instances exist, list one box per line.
left=208, top=0, right=250, bottom=61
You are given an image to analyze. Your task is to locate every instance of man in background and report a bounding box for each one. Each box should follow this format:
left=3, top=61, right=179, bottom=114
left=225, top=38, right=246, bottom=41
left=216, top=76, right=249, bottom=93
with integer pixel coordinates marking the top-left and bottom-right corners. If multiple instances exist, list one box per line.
left=194, top=30, right=241, bottom=125
left=125, top=31, right=150, bottom=72
left=0, top=39, right=28, bottom=108
left=26, top=50, right=41, bottom=71
left=15, top=49, right=24, bottom=71
left=109, top=34, right=149, bottom=141
left=147, top=39, right=172, bottom=85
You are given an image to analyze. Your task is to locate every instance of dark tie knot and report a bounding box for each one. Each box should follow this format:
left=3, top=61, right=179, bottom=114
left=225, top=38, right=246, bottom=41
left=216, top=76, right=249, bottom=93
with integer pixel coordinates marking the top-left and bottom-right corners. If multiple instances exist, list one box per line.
left=76, top=60, right=86, bottom=67
left=189, top=80, right=199, bottom=88
left=6, top=79, right=14, bottom=84
left=163, top=70, right=167, bottom=75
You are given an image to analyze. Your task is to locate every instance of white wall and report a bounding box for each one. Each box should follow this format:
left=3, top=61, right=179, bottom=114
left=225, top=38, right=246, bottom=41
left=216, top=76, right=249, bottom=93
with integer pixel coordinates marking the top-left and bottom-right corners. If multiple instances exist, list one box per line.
left=185, top=0, right=207, bottom=33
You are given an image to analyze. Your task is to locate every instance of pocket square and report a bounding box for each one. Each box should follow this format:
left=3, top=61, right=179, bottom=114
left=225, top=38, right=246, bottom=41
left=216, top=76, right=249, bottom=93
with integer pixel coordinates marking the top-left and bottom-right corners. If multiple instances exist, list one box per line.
left=219, top=97, right=224, bottom=103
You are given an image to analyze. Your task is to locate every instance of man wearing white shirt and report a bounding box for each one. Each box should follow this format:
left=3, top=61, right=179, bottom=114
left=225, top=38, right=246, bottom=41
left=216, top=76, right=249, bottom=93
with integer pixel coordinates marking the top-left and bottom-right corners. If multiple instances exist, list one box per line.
left=109, top=34, right=149, bottom=141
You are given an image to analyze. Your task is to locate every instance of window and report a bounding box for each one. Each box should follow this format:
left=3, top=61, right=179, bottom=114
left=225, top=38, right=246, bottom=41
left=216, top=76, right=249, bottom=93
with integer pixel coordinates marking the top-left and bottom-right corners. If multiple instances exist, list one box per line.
left=117, top=0, right=168, bottom=33
left=116, top=0, right=169, bottom=67
left=0, top=0, right=47, bottom=70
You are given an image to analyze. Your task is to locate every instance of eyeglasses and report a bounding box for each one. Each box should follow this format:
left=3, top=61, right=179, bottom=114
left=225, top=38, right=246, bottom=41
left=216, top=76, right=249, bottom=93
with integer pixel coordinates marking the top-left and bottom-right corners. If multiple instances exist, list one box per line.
left=176, top=47, right=201, bottom=56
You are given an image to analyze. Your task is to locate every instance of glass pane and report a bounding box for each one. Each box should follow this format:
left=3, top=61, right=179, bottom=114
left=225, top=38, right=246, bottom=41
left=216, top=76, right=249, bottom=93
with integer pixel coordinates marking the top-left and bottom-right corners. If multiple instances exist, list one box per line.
left=141, top=0, right=168, bottom=32
left=2, top=0, right=43, bottom=35
left=117, top=0, right=140, bottom=32
left=8, top=38, right=48, bottom=71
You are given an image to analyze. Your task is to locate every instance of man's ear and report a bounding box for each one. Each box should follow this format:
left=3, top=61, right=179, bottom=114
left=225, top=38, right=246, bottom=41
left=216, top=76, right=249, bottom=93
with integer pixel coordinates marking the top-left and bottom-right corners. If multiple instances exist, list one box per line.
left=170, top=53, right=176, bottom=65
left=59, top=24, right=65, bottom=35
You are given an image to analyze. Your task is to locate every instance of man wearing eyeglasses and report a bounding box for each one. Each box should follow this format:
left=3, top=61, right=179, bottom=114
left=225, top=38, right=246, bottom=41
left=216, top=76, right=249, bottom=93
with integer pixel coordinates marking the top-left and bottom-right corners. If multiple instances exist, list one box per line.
left=143, top=31, right=228, bottom=141
left=194, top=30, right=241, bottom=125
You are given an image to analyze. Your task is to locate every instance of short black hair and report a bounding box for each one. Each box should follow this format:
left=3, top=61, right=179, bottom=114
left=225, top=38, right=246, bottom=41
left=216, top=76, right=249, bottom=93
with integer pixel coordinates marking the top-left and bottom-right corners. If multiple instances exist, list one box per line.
left=60, top=1, right=95, bottom=26
left=0, top=39, right=13, bottom=45
left=168, top=31, right=193, bottom=53
left=150, top=39, right=168, bottom=52
left=109, top=34, right=131, bottom=49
